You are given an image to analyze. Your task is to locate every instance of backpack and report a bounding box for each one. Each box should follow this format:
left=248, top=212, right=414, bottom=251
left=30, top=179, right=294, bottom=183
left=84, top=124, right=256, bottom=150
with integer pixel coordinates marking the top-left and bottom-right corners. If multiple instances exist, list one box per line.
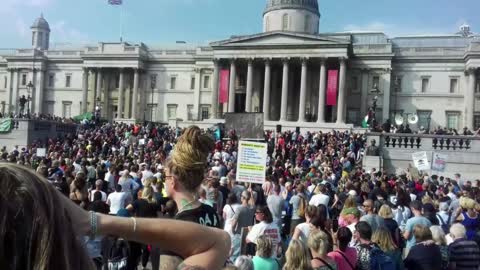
left=107, top=238, right=130, bottom=270
left=437, top=214, right=451, bottom=234
left=366, top=244, right=396, bottom=270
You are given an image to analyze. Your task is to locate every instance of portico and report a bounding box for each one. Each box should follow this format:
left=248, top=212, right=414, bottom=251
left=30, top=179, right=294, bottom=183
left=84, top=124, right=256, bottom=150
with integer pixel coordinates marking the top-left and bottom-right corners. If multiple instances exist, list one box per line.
left=210, top=31, right=351, bottom=127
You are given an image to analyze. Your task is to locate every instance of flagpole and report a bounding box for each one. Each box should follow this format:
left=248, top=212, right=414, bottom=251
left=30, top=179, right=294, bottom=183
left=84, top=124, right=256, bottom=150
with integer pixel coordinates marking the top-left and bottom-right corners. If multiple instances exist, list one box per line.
left=120, top=3, right=124, bottom=42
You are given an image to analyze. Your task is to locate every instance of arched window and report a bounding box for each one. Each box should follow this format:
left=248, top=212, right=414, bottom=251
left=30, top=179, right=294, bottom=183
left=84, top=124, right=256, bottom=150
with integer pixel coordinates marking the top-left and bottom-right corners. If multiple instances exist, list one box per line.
left=282, top=14, right=289, bottom=31
left=305, top=15, right=311, bottom=32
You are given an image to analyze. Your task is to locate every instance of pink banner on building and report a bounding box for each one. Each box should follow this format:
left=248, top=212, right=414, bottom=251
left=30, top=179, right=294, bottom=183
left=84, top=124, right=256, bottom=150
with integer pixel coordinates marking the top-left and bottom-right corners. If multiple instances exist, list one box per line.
left=218, top=69, right=230, bottom=104
left=326, top=70, right=339, bottom=106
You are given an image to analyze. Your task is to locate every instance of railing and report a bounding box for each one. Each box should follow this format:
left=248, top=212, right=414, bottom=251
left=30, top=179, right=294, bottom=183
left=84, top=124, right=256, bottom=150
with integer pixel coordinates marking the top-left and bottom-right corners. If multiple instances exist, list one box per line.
left=368, top=133, right=479, bottom=151
left=393, top=47, right=465, bottom=57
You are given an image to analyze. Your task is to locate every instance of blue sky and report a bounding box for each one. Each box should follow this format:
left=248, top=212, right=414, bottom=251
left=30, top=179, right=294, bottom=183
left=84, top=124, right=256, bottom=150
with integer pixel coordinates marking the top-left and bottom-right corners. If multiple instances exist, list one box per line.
left=1, top=0, right=479, bottom=49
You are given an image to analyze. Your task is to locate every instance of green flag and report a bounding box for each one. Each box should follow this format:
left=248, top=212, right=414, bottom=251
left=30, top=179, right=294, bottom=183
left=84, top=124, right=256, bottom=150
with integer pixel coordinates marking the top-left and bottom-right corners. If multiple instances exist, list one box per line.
left=361, top=115, right=369, bottom=128
left=0, top=118, right=12, bottom=133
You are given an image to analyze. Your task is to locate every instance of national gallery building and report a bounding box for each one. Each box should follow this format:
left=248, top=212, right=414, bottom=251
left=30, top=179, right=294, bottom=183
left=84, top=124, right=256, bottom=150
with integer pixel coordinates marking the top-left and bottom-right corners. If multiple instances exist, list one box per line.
left=1, top=0, right=480, bottom=131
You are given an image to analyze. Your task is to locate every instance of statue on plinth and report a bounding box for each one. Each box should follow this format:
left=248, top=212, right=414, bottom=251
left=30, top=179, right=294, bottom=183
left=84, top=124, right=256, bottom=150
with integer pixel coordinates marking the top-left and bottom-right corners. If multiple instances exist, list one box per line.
left=19, top=95, right=27, bottom=115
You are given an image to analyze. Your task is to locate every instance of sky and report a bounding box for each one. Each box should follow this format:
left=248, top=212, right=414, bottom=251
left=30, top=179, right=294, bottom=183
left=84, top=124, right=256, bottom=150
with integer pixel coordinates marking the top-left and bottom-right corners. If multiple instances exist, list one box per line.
left=1, top=0, right=480, bottom=49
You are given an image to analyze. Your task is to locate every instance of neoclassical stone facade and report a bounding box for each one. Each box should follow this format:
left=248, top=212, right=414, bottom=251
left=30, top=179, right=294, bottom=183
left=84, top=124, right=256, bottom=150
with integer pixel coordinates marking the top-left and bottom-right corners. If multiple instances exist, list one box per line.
left=1, top=1, right=480, bottom=131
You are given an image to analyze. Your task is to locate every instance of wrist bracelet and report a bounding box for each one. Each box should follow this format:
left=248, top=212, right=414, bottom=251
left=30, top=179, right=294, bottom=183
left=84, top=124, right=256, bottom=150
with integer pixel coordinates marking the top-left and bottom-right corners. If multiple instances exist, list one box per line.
left=131, top=217, right=137, bottom=233
left=89, top=211, right=98, bottom=239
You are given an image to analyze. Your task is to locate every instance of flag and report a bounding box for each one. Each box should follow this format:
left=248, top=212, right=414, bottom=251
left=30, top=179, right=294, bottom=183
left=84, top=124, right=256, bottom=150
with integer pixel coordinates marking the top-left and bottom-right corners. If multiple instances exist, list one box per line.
left=362, top=114, right=369, bottom=128
left=326, top=70, right=338, bottom=106
left=108, top=0, right=122, bottom=5
left=218, top=70, right=230, bottom=104
left=0, top=118, right=12, bottom=133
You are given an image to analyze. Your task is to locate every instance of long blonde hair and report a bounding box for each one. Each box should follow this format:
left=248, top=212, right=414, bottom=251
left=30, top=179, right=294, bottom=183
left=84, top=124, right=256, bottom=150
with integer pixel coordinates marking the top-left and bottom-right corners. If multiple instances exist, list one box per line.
left=0, top=164, right=94, bottom=270
left=165, top=126, right=214, bottom=192
left=372, top=227, right=397, bottom=252
left=284, top=239, right=312, bottom=270
left=141, top=186, right=156, bottom=204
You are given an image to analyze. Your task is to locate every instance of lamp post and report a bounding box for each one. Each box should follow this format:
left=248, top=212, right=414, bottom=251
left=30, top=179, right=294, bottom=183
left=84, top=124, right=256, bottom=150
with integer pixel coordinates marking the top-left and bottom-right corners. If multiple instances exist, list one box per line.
left=150, top=76, right=156, bottom=122
left=26, top=81, right=34, bottom=117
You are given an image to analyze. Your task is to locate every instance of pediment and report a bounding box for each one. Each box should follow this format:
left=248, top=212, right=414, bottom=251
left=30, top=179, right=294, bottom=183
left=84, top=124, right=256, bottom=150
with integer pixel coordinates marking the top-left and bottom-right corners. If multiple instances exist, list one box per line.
left=211, top=32, right=350, bottom=48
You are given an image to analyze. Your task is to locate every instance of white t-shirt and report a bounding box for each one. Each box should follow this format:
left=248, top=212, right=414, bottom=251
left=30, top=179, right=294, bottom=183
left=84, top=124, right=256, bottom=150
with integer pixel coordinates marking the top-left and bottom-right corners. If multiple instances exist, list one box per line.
left=223, top=203, right=241, bottom=235
left=247, top=221, right=281, bottom=258
left=89, top=189, right=107, bottom=202
left=309, top=193, right=330, bottom=207
left=107, top=191, right=129, bottom=215
left=295, top=222, right=312, bottom=244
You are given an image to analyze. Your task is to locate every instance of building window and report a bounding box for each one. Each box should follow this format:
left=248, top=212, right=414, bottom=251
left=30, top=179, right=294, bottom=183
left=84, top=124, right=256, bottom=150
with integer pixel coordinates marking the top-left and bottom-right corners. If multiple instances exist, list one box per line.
left=446, top=112, right=460, bottom=130
left=201, top=106, right=210, bottom=120
left=238, top=74, right=246, bottom=88
left=394, top=76, right=402, bottom=92
left=190, top=77, right=196, bottom=90
left=372, top=76, right=380, bottom=89
left=350, top=76, right=359, bottom=93
left=282, top=14, right=289, bottom=31
left=304, top=15, right=310, bottom=32
left=474, top=114, right=480, bottom=130
left=187, top=105, right=194, bottom=121
left=65, top=74, right=72, bottom=88
left=346, top=109, right=360, bottom=124
left=170, top=76, right=176, bottom=90
left=167, top=104, right=177, bottom=119
left=21, top=74, right=27, bottom=86
left=150, top=74, right=157, bottom=89
left=203, top=76, right=210, bottom=89
left=62, top=102, right=72, bottom=118
left=417, top=110, right=432, bottom=130
left=38, top=32, right=43, bottom=47
left=450, top=78, right=458, bottom=93
left=3, top=76, right=7, bottom=89
left=48, top=74, right=55, bottom=87
left=115, top=75, right=120, bottom=89
left=421, top=77, right=430, bottom=93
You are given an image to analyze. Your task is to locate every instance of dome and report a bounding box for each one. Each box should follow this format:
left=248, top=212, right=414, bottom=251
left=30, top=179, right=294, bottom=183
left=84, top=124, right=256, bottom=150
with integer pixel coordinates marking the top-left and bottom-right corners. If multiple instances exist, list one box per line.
left=31, top=14, right=50, bottom=31
left=264, top=0, right=320, bottom=16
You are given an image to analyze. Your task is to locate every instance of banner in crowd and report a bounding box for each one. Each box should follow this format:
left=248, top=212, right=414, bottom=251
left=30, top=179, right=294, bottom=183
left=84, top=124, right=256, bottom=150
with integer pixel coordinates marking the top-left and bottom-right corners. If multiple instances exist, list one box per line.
left=326, top=70, right=338, bottom=106
left=36, top=148, right=46, bottom=157
left=236, top=140, right=267, bottom=184
left=412, top=151, right=430, bottom=171
left=219, top=70, right=230, bottom=104
left=0, top=118, right=12, bottom=133
left=431, top=152, right=447, bottom=172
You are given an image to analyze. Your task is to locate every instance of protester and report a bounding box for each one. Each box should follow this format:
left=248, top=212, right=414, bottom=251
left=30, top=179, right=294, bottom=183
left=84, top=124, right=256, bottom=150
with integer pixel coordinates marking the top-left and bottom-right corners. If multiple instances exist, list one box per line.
left=308, top=230, right=338, bottom=270
left=403, top=224, right=442, bottom=270
left=328, top=227, right=358, bottom=270
left=403, top=200, right=432, bottom=254
left=252, top=235, right=279, bottom=270
left=448, top=223, right=480, bottom=270
left=371, top=227, right=403, bottom=270
left=246, top=205, right=281, bottom=258
left=430, top=225, right=449, bottom=270
left=284, top=239, right=312, bottom=270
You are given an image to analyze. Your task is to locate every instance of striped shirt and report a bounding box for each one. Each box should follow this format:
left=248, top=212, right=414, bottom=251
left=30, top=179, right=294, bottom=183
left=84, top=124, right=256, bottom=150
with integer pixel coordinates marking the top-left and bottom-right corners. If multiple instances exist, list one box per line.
left=449, top=238, right=480, bottom=270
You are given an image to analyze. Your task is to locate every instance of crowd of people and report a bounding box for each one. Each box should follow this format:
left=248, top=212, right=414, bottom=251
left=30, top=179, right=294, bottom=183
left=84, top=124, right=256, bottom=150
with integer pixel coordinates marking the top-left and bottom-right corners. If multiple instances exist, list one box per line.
left=1, top=120, right=480, bottom=270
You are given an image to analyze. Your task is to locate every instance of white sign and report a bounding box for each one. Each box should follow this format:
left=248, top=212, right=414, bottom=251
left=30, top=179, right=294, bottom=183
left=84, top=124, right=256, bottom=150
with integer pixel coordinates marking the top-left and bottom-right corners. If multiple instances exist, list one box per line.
left=432, top=153, right=447, bottom=172
left=36, top=148, right=46, bottom=157
left=236, top=140, right=267, bottom=184
left=139, top=139, right=145, bottom=145
left=412, top=151, right=430, bottom=171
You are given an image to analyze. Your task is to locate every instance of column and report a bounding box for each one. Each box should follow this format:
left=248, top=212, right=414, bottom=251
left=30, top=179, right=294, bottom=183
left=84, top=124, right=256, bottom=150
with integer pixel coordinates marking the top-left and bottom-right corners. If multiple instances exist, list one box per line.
left=245, top=59, right=254, bottom=112
left=382, top=69, right=392, bottom=122
left=299, top=58, right=308, bottom=122
left=228, top=60, right=236, bottom=113
left=360, top=69, right=369, bottom=119
left=35, top=70, right=45, bottom=114
left=82, top=68, right=89, bottom=114
left=210, top=60, right=219, bottom=119
left=336, top=58, right=347, bottom=124
left=13, top=69, right=19, bottom=114
left=263, top=59, right=271, bottom=121
left=124, top=77, right=131, bottom=118
left=280, top=59, right=289, bottom=121
left=117, top=69, right=125, bottom=119
left=466, top=68, right=476, bottom=129
left=96, top=69, right=103, bottom=106
left=6, top=69, right=13, bottom=114
left=132, top=68, right=139, bottom=119
left=193, top=68, right=202, bottom=120
left=317, top=59, right=327, bottom=123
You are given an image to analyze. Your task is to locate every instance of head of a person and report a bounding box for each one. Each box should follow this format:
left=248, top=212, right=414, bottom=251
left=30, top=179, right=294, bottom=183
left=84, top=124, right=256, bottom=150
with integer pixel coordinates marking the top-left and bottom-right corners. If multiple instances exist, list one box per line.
left=226, top=193, right=238, bottom=205
left=255, top=205, right=273, bottom=223
left=410, top=200, right=423, bottom=214
left=241, top=190, right=251, bottom=203
left=372, top=226, right=397, bottom=252
left=285, top=239, right=310, bottom=270
left=430, top=225, right=447, bottom=246
left=413, top=224, right=433, bottom=243
left=95, top=180, right=103, bottom=189
left=307, top=229, right=330, bottom=256
left=234, top=255, right=253, bottom=270
left=355, top=221, right=372, bottom=241
left=255, top=235, right=273, bottom=258
left=337, top=227, right=353, bottom=252
left=362, top=199, right=374, bottom=214
left=0, top=164, right=93, bottom=269
left=305, top=205, right=319, bottom=220
left=378, top=204, right=394, bottom=219
left=164, top=126, right=214, bottom=198
left=93, top=191, right=103, bottom=202
left=449, top=223, right=467, bottom=240
left=141, top=186, right=156, bottom=203
left=115, top=184, right=122, bottom=193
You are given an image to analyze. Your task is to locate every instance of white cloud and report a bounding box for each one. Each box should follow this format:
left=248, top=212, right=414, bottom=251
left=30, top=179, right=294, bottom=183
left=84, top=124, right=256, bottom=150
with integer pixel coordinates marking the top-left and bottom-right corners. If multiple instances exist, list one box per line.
left=342, top=21, right=457, bottom=37
left=50, top=20, right=91, bottom=46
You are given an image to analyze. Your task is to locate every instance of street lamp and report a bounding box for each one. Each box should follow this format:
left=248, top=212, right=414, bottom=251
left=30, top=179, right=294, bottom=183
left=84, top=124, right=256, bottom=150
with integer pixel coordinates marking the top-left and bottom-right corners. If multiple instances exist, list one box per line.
left=26, top=81, right=34, bottom=116
left=150, top=76, right=156, bottom=122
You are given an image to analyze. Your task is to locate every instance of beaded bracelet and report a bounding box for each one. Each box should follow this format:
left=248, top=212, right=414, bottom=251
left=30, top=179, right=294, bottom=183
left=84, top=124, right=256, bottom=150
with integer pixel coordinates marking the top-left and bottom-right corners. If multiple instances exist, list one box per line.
left=89, top=211, right=98, bottom=239
left=131, top=217, right=137, bottom=233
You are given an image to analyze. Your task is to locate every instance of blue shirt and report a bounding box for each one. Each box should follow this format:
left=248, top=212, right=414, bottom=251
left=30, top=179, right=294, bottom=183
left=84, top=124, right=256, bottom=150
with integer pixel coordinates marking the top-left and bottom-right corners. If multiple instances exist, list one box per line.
left=405, top=216, right=431, bottom=249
